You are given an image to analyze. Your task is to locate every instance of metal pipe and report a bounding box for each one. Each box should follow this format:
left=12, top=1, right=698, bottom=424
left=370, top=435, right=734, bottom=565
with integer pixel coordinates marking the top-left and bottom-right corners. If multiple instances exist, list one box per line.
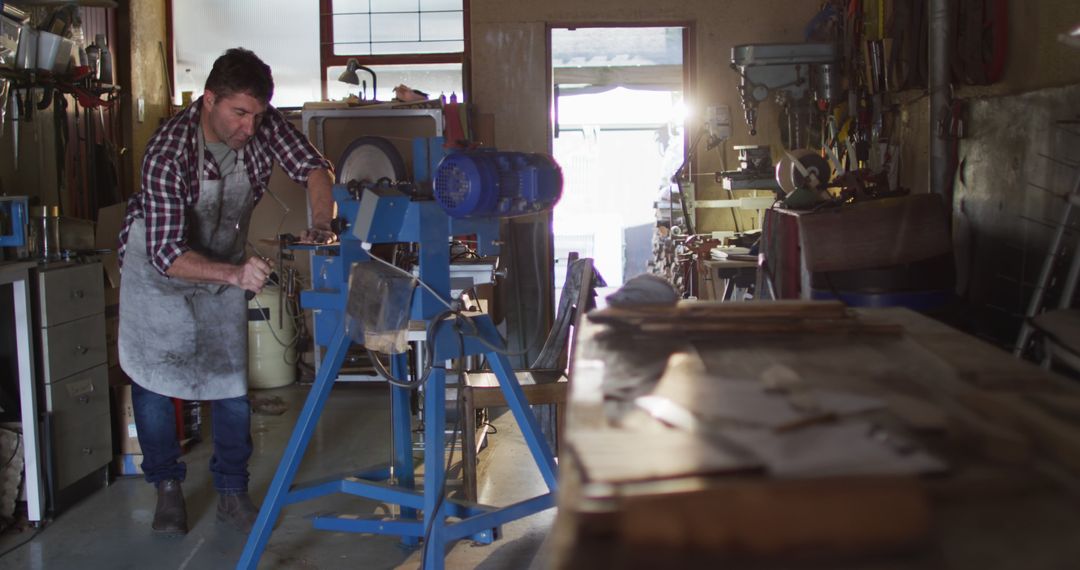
left=929, top=0, right=952, bottom=210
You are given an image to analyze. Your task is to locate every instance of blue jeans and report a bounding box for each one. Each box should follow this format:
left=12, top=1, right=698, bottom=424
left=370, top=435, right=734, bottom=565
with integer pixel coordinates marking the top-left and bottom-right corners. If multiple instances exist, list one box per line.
left=130, top=381, right=252, bottom=494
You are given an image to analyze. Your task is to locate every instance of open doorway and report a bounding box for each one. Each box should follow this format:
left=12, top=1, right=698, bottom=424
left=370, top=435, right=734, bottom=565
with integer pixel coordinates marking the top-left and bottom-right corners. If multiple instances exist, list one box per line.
left=550, top=26, right=687, bottom=301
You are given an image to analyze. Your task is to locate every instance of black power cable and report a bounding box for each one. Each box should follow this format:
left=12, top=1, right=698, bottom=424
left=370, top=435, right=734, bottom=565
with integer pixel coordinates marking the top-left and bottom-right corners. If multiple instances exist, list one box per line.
left=364, top=217, right=558, bottom=390
left=0, top=528, right=42, bottom=560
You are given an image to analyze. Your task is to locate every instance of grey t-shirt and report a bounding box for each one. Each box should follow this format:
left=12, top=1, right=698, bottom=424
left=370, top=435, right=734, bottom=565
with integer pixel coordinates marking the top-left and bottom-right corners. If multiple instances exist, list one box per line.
left=206, top=141, right=237, bottom=178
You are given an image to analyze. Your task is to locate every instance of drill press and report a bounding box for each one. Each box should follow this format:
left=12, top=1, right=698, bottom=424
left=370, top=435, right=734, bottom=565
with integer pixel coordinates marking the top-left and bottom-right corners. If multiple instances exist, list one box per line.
left=730, top=42, right=839, bottom=146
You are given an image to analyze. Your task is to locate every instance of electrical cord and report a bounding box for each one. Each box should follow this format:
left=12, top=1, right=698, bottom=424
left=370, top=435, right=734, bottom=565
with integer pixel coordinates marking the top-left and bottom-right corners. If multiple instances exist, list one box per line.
left=362, top=206, right=565, bottom=386
left=250, top=287, right=303, bottom=350
left=362, top=248, right=457, bottom=312
left=419, top=326, right=466, bottom=570
left=361, top=220, right=555, bottom=389
left=366, top=308, right=457, bottom=390
left=355, top=250, right=463, bottom=390
left=0, top=528, right=42, bottom=560
left=0, top=450, right=44, bottom=560
left=351, top=226, right=555, bottom=563
left=1, top=432, right=20, bottom=469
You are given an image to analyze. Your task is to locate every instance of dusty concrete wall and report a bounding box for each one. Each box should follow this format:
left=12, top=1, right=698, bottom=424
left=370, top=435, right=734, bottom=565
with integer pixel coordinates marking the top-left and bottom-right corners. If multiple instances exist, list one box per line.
left=124, top=0, right=171, bottom=196
left=898, top=0, right=1080, bottom=198
left=962, top=0, right=1080, bottom=96
left=955, top=84, right=1080, bottom=343
left=931, top=1, right=1080, bottom=345
left=954, top=93, right=1080, bottom=348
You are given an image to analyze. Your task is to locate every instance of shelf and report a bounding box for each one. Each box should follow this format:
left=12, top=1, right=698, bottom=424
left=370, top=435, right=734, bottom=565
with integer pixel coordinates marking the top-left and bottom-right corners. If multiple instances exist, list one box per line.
left=716, top=171, right=782, bottom=193
left=0, top=66, right=121, bottom=96
left=692, top=197, right=777, bottom=210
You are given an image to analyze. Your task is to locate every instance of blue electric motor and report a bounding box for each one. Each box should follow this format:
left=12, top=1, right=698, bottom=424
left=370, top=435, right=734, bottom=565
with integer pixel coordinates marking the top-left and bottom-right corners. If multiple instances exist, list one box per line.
left=433, top=150, right=563, bottom=218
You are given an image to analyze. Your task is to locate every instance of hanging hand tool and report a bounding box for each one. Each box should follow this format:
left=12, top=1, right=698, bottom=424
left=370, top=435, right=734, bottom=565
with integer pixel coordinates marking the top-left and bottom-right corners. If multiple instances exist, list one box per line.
left=8, top=88, right=19, bottom=170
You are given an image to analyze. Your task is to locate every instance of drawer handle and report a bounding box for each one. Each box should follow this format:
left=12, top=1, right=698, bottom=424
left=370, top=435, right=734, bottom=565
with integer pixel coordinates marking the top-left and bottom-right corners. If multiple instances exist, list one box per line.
left=75, top=345, right=89, bottom=355
left=78, top=395, right=90, bottom=404
left=82, top=447, right=93, bottom=455
left=71, top=289, right=85, bottom=299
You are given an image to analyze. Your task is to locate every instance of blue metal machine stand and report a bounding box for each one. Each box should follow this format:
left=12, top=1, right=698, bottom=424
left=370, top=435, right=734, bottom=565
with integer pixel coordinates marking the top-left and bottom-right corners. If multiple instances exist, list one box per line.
left=236, top=182, right=559, bottom=569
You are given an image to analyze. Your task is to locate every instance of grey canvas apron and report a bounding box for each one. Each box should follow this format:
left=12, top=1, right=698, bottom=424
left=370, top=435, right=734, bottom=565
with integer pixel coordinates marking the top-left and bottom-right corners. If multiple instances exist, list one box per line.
left=119, top=131, right=255, bottom=401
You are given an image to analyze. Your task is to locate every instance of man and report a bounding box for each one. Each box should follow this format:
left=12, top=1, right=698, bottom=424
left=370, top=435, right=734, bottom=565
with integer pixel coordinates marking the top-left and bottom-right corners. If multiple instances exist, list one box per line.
left=117, top=48, right=335, bottom=536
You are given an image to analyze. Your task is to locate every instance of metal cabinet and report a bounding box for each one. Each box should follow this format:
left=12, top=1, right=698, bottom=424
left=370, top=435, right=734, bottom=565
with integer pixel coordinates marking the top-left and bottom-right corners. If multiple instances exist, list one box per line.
left=33, top=262, right=111, bottom=500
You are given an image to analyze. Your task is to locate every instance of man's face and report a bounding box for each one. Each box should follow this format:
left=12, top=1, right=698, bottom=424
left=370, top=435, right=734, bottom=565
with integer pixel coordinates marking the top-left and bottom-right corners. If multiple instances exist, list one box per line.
left=202, top=90, right=267, bottom=150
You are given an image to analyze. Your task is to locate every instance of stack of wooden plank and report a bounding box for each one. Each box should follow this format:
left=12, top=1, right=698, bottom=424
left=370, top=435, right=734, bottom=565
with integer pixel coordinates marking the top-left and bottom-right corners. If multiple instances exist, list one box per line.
left=553, top=302, right=1080, bottom=569
left=588, top=300, right=902, bottom=336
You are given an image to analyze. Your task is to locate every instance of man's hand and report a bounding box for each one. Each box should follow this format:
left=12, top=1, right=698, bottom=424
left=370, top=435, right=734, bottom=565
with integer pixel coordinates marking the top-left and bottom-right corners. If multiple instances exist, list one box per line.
left=305, top=168, right=336, bottom=244
left=233, top=256, right=273, bottom=293
left=300, top=227, right=337, bottom=244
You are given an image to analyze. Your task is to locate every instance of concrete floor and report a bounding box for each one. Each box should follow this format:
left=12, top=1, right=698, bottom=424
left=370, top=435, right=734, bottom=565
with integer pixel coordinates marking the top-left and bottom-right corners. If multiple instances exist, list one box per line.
left=0, top=383, right=555, bottom=569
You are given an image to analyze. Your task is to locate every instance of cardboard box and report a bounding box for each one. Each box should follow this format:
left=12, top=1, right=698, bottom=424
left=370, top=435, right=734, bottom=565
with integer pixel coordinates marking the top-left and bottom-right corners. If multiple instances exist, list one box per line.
left=105, top=286, right=120, bottom=308
left=96, top=203, right=125, bottom=250
left=112, top=384, right=141, bottom=455
left=105, top=286, right=120, bottom=368
left=108, top=365, right=130, bottom=388
left=105, top=314, right=119, bottom=368
left=113, top=454, right=143, bottom=476
left=97, top=203, right=125, bottom=289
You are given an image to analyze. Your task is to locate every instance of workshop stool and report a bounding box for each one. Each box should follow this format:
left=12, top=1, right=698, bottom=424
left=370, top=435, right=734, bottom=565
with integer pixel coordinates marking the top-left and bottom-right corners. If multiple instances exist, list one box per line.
left=460, top=369, right=568, bottom=503
left=458, top=257, right=598, bottom=502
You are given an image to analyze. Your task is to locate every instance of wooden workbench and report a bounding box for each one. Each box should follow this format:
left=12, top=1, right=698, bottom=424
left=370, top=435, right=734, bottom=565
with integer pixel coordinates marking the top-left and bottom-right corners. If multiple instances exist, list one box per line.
left=699, top=258, right=757, bottom=301
left=761, top=194, right=953, bottom=300
left=550, top=302, right=1080, bottom=569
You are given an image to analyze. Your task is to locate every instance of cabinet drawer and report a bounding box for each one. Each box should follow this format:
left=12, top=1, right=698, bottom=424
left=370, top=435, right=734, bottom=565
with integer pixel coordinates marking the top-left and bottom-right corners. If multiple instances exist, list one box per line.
left=52, top=414, right=111, bottom=489
left=38, top=263, right=104, bottom=327
left=41, top=313, right=107, bottom=382
left=44, top=365, right=109, bottom=428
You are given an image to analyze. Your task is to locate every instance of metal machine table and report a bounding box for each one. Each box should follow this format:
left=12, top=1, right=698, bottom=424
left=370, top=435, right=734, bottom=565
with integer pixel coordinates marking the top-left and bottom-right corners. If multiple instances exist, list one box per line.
left=0, top=261, right=45, bottom=523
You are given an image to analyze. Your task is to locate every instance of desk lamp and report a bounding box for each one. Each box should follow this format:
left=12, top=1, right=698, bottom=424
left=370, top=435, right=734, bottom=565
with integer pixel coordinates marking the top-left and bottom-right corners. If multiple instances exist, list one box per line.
left=338, top=58, right=378, bottom=101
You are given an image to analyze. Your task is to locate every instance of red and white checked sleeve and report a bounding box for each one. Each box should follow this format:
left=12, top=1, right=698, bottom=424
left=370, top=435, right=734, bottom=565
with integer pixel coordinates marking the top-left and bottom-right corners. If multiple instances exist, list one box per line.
left=264, top=107, right=333, bottom=185
left=140, top=151, right=192, bottom=276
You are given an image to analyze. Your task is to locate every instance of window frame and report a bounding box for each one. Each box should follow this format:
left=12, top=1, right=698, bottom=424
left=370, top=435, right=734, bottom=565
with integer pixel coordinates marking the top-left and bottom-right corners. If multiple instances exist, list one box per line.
left=318, top=0, right=470, bottom=100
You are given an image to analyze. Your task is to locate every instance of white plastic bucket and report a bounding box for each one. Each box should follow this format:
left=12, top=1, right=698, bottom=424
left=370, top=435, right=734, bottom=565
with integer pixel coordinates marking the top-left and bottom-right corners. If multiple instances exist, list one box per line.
left=15, top=26, right=36, bottom=70
left=36, top=31, right=62, bottom=72
left=247, top=288, right=297, bottom=389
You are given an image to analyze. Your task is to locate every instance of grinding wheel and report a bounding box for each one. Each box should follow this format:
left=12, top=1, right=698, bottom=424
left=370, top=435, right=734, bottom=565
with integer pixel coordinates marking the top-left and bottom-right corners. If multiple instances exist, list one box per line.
left=336, top=136, right=407, bottom=188
left=775, top=149, right=831, bottom=195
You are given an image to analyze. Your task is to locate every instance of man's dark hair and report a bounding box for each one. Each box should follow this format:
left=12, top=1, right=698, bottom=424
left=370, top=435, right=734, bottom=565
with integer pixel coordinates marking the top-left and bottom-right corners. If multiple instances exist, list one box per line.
left=204, top=48, right=274, bottom=103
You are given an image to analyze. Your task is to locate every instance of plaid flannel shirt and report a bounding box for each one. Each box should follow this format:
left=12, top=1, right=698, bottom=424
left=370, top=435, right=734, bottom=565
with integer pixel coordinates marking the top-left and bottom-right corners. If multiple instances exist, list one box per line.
left=118, top=97, right=331, bottom=276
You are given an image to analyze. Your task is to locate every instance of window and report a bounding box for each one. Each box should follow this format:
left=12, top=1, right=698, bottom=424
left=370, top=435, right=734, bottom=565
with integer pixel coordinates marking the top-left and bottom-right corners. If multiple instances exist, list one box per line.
left=325, top=62, right=463, bottom=102
left=321, top=0, right=468, bottom=100
left=330, top=0, right=464, bottom=56
left=170, top=0, right=467, bottom=107
left=173, top=0, right=323, bottom=107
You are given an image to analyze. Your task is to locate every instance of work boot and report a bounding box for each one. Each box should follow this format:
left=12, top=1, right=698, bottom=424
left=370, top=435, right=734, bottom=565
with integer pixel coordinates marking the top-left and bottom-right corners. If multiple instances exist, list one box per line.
left=217, top=492, right=259, bottom=533
left=152, top=479, right=188, bottom=536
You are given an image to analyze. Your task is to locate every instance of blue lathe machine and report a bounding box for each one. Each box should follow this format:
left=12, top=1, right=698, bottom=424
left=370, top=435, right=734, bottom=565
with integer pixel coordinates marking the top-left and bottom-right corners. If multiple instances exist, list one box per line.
left=238, top=137, right=563, bottom=570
